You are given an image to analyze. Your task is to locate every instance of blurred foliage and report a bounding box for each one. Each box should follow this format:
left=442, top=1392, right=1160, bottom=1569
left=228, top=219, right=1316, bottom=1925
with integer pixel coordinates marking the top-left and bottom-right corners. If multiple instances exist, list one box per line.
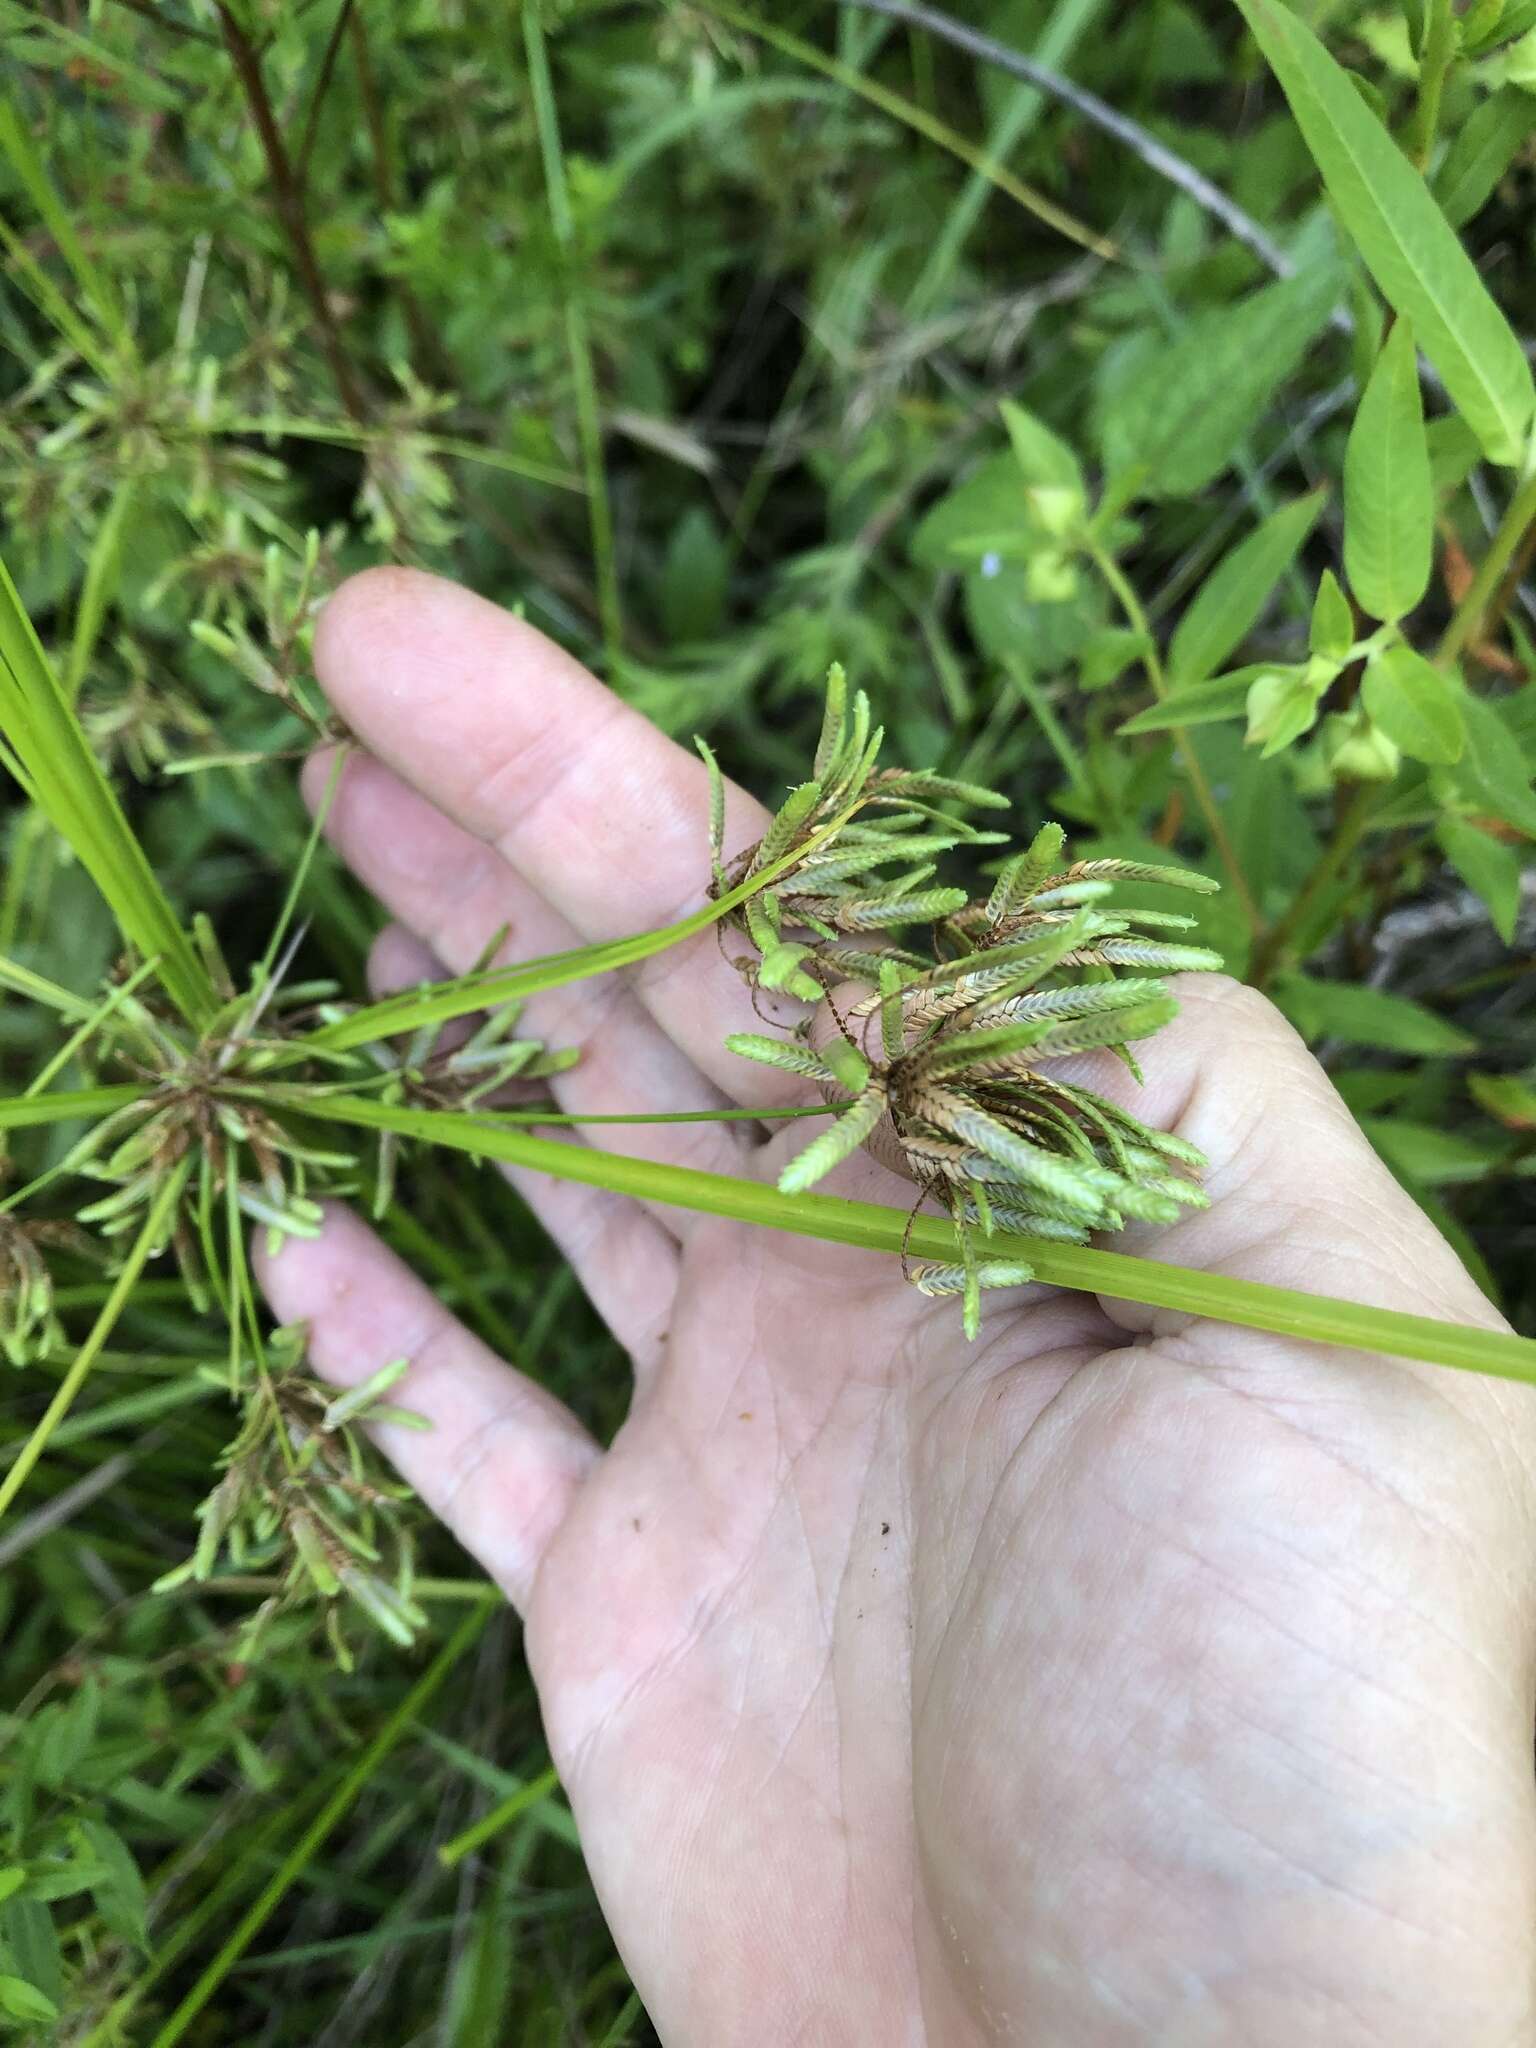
left=1, top=0, right=1534, bottom=2037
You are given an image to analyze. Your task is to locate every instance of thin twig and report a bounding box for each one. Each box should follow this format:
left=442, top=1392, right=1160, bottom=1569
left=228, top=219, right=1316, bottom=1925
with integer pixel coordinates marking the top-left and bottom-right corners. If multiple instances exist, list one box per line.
left=215, top=3, right=369, bottom=424
left=108, top=0, right=219, bottom=45
left=1249, top=782, right=1376, bottom=987
left=346, top=6, right=456, bottom=388
left=294, top=0, right=358, bottom=191
left=834, top=0, right=1292, bottom=280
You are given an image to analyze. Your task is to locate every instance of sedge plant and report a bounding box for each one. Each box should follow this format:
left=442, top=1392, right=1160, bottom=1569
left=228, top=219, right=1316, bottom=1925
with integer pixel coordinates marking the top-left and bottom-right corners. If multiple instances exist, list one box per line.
left=1, top=0, right=1534, bottom=2035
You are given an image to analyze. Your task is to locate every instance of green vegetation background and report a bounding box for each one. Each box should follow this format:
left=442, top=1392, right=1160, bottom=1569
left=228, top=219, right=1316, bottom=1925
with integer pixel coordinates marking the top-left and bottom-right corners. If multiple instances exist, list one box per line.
left=1, top=0, right=1533, bottom=2039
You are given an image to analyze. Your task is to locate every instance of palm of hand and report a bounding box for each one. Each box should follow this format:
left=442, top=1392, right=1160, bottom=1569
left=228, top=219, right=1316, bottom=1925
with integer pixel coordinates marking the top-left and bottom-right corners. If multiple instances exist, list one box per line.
left=529, top=1212, right=1533, bottom=2047
left=262, top=571, right=1536, bottom=2048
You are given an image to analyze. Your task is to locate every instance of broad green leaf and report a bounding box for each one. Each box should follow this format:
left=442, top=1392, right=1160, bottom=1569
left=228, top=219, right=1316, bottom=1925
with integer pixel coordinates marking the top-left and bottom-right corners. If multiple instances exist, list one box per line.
left=1094, top=265, right=1340, bottom=497
left=658, top=506, right=729, bottom=642
left=999, top=400, right=1086, bottom=494
left=1274, top=971, right=1475, bottom=1052
left=1232, top=0, right=1536, bottom=464
left=1433, top=88, right=1536, bottom=228
left=1425, top=413, right=1483, bottom=493
left=1344, top=321, right=1432, bottom=622
left=1436, top=815, right=1521, bottom=943
left=1076, top=625, right=1149, bottom=689
left=911, top=452, right=1022, bottom=567
left=1360, top=641, right=1465, bottom=763
left=1168, top=490, right=1326, bottom=685
left=1362, top=1117, right=1508, bottom=1184
left=0, top=1896, right=61, bottom=2010
left=1465, top=0, right=1536, bottom=55
left=34, top=1683, right=98, bottom=1792
left=1471, top=1073, right=1536, bottom=1128
left=0, top=1974, right=58, bottom=2024
left=1443, top=687, right=1536, bottom=837
left=1343, top=323, right=1433, bottom=626
left=1117, top=668, right=1268, bottom=734
left=77, top=1820, right=149, bottom=1956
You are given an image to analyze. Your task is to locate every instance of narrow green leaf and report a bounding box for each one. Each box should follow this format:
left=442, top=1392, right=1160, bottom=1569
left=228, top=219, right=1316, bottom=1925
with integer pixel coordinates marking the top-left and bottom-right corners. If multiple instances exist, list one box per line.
left=1095, top=265, right=1340, bottom=498
left=1344, top=320, right=1433, bottom=622
left=1231, top=0, right=1536, bottom=464
left=0, top=93, right=128, bottom=350
left=312, top=792, right=866, bottom=1051
left=1168, top=491, right=1327, bottom=686
left=78, top=1820, right=150, bottom=1956
left=1433, top=88, right=1536, bottom=228
left=0, top=558, right=212, bottom=1026
left=1310, top=569, right=1355, bottom=662
left=1436, top=815, right=1521, bottom=943
left=1444, top=687, right=1536, bottom=838
left=1361, top=641, right=1466, bottom=763
left=1116, top=670, right=1262, bottom=734
left=1274, top=972, right=1475, bottom=1052
left=1471, top=1073, right=1536, bottom=1128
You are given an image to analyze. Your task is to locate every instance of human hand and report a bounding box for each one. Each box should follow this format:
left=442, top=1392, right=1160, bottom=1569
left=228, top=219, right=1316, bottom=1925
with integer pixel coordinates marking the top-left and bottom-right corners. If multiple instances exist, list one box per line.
left=260, top=568, right=1536, bottom=2047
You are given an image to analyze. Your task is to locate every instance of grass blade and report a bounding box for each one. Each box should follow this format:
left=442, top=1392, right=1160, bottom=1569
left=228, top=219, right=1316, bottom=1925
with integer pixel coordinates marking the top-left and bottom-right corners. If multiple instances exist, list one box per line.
left=0, top=554, right=213, bottom=1026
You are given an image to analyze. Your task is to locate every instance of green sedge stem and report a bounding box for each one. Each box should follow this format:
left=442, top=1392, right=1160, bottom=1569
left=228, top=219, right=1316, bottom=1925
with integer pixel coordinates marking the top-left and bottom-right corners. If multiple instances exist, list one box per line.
left=24, top=956, right=159, bottom=1098
left=219, top=1080, right=845, bottom=1126
left=288, top=1093, right=1536, bottom=1385
left=254, top=743, right=346, bottom=990
left=523, top=3, right=622, bottom=666
left=437, top=1766, right=564, bottom=1868
left=1250, top=781, right=1376, bottom=989
left=310, top=793, right=868, bottom=1052
left=0, top=1161, right=188, bottom=1525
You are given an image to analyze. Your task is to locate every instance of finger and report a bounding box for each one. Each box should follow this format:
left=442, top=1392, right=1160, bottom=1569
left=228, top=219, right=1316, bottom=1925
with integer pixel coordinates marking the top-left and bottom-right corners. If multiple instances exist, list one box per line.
left=367, top=923, right=680, bottom=1372
left=324, top=750, right=753, bottom=1202
left=1043, top=974, right=1506, bottom=1337
left=310, top=567, right=808, bottom=1107
left=257, top=1206, right=596, bottom=1612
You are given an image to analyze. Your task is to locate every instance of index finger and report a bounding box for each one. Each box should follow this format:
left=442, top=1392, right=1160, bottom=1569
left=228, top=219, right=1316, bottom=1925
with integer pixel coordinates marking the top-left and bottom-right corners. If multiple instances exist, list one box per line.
left=310, top=567, right=804, bottom=1105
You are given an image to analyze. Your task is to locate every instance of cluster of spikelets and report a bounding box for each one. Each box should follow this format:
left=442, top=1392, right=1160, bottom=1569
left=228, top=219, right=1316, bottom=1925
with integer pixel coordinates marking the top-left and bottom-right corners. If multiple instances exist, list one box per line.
left=153, top=1328, right=427, bottom=1671
left=4, top=925, right=571, bottom=1653
left=17, top=922, right=574, bottom=1314
left=705, top=667, right=1224, bottom=1337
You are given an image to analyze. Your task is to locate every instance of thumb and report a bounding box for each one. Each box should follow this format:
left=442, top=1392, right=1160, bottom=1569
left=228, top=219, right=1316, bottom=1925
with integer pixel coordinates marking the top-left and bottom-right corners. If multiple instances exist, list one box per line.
left=1042, top=973, right=1506, bottom=1340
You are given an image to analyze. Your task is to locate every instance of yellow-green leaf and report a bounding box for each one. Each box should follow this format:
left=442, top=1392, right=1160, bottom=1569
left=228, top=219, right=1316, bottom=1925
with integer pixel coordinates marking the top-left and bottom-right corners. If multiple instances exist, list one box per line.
left=1168, top=489, right=1326, bottom=685
left=1232, top=0, right=1536, bottom=465
left=1436, top=815, right=1521, bottom=943
left=1361, top=641, right=1466, bottom=763
left=1344, top=321, right=1433, bottom=622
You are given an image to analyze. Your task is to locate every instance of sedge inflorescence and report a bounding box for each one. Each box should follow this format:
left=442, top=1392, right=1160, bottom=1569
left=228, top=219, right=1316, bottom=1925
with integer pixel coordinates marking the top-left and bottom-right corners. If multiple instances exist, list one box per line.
left=711, top=666, right=1223, bottom=1337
